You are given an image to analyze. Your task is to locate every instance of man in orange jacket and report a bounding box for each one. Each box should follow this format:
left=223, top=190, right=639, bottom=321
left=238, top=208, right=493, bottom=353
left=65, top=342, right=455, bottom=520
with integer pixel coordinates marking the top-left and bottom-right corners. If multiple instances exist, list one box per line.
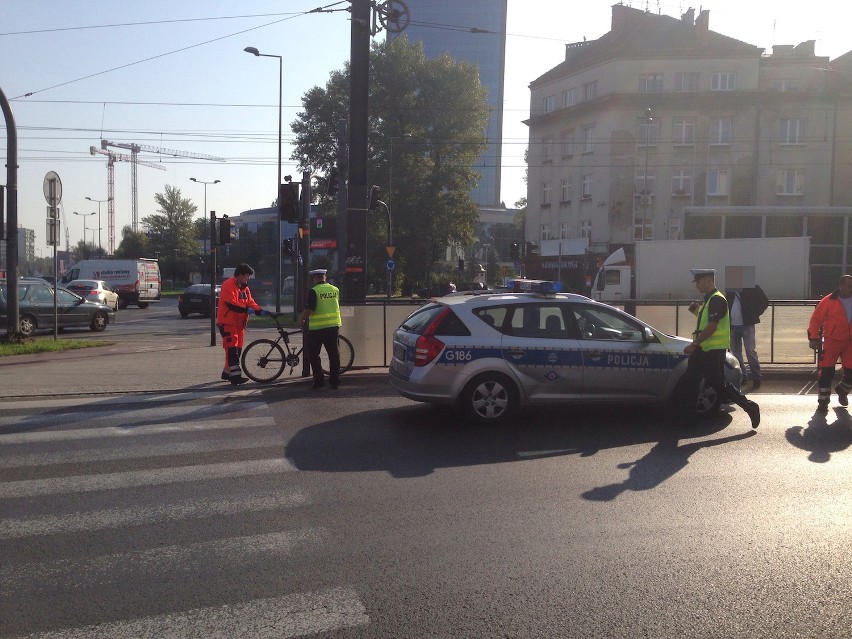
left=216, top=263, right=275, bottom=385
left=807, top=274, right=852, bottom=411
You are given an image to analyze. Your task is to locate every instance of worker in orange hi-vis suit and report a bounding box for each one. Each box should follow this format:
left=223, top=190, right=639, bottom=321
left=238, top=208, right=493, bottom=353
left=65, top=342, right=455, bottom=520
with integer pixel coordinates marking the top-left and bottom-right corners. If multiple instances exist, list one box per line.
left=216, top=263, right=275, bottom=385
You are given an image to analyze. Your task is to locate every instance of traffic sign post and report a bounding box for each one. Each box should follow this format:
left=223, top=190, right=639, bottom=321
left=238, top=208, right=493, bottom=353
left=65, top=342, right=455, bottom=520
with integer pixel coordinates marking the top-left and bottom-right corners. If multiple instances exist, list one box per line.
left=42, top=171, right=62, bottom=340
left=386, top=259, right=395, bottom=271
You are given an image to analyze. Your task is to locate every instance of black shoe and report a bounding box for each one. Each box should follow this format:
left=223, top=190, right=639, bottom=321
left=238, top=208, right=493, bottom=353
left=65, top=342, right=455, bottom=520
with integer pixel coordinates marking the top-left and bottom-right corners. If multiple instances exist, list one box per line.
left=835, top=384, right=848, bottom=406
left=230, top=376, right=249, bottom=385
left=221, top=372, right=229, bottom=381
left=750, top=379, right=761, bottom=390
left=744, top=401, right=760, bottom=429
left=817, top=400, right=829, bottom=413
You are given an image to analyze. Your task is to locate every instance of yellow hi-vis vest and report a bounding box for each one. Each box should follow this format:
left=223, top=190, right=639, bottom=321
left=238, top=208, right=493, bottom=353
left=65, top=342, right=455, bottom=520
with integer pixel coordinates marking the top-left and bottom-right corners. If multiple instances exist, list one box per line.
left=308, top=282, right=342, bottom=330
left=694, top=289, right=730, bottom=351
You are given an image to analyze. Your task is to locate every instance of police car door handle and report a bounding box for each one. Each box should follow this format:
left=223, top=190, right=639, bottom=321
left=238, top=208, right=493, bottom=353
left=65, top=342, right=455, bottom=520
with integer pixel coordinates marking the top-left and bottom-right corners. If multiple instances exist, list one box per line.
left=505, top=347, right=525, bottom=357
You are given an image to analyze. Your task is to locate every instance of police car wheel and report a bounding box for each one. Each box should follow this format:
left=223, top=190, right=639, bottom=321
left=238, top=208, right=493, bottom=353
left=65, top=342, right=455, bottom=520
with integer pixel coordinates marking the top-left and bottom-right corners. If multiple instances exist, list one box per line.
left=461, top=372, right=518, bottom=426
left=695, top=378, right=721, bottom=415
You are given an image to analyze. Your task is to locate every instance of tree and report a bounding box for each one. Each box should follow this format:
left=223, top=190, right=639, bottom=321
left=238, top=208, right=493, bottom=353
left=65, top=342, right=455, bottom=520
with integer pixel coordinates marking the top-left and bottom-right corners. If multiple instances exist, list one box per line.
left=113, top=225, right=150, bottom=259
left=290, top=36, right=489, bottom=292
left=142, top=185, right=199, bottom=284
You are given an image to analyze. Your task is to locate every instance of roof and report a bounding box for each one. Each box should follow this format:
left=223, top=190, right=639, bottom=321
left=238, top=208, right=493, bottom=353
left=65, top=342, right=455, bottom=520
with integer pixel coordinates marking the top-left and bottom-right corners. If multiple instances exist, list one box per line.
left=530, top=5, right=762, bottom=89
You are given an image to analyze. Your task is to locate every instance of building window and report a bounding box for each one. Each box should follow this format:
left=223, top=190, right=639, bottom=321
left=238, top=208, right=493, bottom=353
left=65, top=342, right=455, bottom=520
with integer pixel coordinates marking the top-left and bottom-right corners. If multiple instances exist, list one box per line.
left=583, top=125, right=595, bottom=153
left=543, top=95, right=556, bottom=114
left=542, top=136, right=553, bottom=161
left=671, top=170, right=693, bottom=196
left=581, top=174, right=593, bottom=199
left=674, top=72, right=700, bottom=92
left=668, top=218, right=682, bottom=239
left=707, top=169, right=729, bottom=196
left=637, top=119, right=659, bottom=146
left=711, top=72, right=736, bottom=91
left=639, top=73, right=664, bottom=93
left=541, top=181, right=552, bottom=206
left=580, top=219, right=592, bottom=239
left=780, top=118, right=806, bottom=145
left=633, top=217, right=653, bottom=241
left=634, top=169, right=656, bottom=199
left=770, top=78, right=799, bottom=92
left=777, top=169, right=805, bottom=195
left=562, top=87, right=577, bottom=107
left=560, top=222, right=571, bottom=239
left=583, top=80, right=597, bottom=101
left=560, top=130, right=575, bottom=157
left=560, top=178, right=572, bottom=203
left=709, top=118, right=732, bottom=145
left=540, top=224, right=552, bottom=241
left=672, top=118, right=695, bottom=145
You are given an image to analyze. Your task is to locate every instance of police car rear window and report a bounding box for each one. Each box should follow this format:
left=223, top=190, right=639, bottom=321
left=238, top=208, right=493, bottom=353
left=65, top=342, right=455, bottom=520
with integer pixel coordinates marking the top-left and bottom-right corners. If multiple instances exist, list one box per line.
left=400, top=303, right=470, bottom=337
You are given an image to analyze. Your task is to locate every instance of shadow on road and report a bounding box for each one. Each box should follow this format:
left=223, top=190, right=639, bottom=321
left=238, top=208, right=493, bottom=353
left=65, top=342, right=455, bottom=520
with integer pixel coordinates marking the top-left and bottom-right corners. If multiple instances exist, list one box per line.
left=785, top=407, right=852, bottom=462
left=285, top=395, right=753, bottom=479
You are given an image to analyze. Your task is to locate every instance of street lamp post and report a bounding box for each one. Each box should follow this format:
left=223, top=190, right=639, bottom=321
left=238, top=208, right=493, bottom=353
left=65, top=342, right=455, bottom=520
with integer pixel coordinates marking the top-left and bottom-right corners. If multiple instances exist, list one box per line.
left=244, top=46, right=283, bottom=313
left=73, top=211, right=95, bottom=259
left=641, top=108, right=653, bottom=241
left=190, top=178, right=220, bottom=256
left=85, top=196, right=112, bottom=256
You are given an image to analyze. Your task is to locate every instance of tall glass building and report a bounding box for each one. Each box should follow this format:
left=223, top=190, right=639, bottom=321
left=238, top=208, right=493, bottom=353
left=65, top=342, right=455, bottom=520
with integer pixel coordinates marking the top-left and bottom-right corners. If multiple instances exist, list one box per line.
left=389, top=0, right=507, bottom=207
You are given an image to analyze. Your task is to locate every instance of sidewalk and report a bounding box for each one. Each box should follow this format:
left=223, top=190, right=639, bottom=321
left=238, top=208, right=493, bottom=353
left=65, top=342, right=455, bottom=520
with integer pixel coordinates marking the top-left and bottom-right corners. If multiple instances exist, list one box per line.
left=0, top=341, right=385, bottom=400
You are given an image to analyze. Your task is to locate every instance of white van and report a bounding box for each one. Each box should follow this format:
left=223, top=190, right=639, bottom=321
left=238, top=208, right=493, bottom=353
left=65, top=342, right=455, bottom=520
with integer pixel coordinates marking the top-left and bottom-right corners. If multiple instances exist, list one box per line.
left=60, top=259, right=161, bottom=308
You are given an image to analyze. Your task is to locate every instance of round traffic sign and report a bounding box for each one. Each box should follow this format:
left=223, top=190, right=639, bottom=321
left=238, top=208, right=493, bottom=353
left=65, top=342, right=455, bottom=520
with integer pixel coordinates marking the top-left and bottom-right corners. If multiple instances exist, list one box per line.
left=386, top=259, right=395, bottom=271
left=43, top=171, right=62, bottom=205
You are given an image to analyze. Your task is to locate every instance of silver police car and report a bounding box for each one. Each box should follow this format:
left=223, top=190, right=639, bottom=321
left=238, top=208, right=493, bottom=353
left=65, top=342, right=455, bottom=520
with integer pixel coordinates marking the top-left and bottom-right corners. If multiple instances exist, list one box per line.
left=389, top=280, right=741, bottom=426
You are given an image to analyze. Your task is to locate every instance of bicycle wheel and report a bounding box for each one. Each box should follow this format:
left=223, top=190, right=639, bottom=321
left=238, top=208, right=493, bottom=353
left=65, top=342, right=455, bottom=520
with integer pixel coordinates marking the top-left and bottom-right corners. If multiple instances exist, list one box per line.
left=241, top=339, right=286, bottom=383
left=319, top=334, right=354, bottom=375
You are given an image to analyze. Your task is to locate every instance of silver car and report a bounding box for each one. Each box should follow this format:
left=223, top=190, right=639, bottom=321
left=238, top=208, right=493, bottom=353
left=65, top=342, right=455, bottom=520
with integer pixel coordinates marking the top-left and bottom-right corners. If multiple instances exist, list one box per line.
left=389, top=284, right=741, bottom=426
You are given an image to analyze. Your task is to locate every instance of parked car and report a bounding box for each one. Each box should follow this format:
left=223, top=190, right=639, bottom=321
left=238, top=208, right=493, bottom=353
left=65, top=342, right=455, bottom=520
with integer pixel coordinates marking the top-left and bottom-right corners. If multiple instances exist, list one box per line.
left=0, top=280, right=115, bottom=337
left=389, top=279, right=742, bottom=426
left=63, top=279, right=120, bottom=311
left=178, top=284, right=220, bottom=318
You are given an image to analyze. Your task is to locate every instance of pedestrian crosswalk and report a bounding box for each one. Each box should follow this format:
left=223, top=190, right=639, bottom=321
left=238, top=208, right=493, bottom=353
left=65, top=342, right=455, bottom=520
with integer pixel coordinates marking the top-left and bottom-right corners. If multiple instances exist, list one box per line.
left=0, top=392, right=370, bottom=638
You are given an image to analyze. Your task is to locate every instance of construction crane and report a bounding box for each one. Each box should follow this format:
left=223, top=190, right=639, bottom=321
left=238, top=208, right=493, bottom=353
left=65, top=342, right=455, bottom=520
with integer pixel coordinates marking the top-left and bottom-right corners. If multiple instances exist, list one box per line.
left=100, top=140, right=224, bottom=234
left=89, top=145, right=166, bottom=254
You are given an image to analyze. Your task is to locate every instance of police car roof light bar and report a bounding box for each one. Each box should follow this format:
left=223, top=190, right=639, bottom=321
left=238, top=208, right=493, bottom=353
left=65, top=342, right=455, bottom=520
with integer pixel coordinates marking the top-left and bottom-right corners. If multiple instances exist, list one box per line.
left=506, top=279, right=563, bottom=295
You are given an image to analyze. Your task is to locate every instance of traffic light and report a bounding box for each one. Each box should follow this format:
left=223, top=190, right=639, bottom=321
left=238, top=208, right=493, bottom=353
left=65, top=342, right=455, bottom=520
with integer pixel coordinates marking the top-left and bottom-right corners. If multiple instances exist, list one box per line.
left=368, top=185, right=381, bottom=210
left=283, top=238, right=293, bottom=256
left=218, top=216, right=232, bottom=245
left=327, top=166, right=339, bottom=196
left=510, top=243, right=519, bottom=260
left=278, top=182, right=300, bottom=223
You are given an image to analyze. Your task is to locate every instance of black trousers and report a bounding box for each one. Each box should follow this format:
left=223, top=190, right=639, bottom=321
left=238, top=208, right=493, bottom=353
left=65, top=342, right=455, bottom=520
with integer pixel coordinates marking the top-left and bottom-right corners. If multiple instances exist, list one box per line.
left=676, top=347, right=751, bottom=419
left=307, top=326, right=340, bottom=385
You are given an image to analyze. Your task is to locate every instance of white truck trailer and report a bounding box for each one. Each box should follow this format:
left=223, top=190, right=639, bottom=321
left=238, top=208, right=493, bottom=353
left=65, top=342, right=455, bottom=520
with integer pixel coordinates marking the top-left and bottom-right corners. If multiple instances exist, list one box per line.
left=591, top=237, right=810, bottom=303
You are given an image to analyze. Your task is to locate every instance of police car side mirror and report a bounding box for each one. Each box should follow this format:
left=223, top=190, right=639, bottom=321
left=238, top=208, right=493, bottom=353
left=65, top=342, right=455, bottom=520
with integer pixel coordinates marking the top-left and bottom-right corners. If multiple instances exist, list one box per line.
left=642, top=326, right=655, bottom=342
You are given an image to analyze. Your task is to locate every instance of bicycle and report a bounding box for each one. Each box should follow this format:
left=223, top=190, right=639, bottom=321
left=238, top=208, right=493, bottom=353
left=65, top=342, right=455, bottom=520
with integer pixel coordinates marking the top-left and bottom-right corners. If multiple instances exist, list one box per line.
left=240, top=314, right=355, bottom=384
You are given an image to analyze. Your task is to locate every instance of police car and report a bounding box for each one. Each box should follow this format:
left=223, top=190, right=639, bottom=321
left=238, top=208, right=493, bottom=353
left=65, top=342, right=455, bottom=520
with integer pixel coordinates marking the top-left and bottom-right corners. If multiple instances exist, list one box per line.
left=389, top=279, right=741, bottom=426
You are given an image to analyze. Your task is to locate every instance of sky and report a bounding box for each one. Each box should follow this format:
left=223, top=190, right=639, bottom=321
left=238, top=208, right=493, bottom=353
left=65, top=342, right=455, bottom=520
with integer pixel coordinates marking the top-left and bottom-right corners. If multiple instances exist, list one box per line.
left=2, top=0, right=849, bottom=256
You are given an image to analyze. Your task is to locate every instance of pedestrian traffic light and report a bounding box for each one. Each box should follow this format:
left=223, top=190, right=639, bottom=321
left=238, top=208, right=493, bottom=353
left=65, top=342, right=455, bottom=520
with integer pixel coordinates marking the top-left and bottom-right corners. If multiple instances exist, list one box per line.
left=327, top=166, right=339, bottom=196
left=218, top=216, right=232, bottom=245
left=278, top=182, right=300, bottom=223
left=283, top=238, right=293, bottom=256
left=368, top=185, right=381, bottom=210
left=510, top=243, right=519, bottom=260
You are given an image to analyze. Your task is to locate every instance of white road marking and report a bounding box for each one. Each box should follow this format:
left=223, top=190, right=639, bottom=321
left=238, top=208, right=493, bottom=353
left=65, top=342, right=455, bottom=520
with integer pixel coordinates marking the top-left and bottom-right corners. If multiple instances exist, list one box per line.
left=0, top=458, right=296, bottom=498
left=21, top=587, right=369, bottom=639
left=0, top=489, right=308, bottom=539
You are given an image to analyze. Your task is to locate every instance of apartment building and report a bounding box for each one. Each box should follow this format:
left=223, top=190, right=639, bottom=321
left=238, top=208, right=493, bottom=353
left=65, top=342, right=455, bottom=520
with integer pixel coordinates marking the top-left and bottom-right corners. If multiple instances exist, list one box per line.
left=525, top=5, right=852, bottom=292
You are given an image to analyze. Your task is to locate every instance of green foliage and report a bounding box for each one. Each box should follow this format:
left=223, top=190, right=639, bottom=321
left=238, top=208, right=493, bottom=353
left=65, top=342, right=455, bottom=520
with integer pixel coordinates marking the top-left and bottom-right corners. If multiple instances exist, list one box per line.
left=140, top=185, right=200, bottom=284
left=113, top=225, right=149, bottom=258
left=290, top=36, right=490, bottom=292
left=0, top=338, right=111, bottom=357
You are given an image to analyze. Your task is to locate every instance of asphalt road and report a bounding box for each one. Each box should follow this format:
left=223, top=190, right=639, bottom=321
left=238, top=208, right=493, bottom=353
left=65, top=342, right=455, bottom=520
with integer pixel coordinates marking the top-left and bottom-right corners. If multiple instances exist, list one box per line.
left=0, top=301, right=848, bottom=638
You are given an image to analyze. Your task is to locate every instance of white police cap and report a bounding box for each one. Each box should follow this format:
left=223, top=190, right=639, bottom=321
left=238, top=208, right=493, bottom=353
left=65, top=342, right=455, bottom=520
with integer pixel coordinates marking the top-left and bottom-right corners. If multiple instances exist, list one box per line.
left=691, top=268, right=716, bottom=281
left=309, top=268, right=327, bottom=276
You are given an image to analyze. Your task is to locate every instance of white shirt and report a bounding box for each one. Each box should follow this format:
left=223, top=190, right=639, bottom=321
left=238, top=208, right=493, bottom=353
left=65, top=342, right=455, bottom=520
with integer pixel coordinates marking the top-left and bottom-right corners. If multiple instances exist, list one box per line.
left=729, top=292, right=744, bottom=326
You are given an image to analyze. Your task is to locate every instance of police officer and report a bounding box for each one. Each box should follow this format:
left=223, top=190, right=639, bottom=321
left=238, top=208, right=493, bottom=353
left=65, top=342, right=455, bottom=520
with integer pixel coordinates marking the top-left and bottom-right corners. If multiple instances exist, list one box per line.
left=807, top=274, right=852, bottom=412
left=677, top=268, right=760, bottom=428
left=216, top=263, right=275, bottom=385
left=299, top=268, right=342, bottom=389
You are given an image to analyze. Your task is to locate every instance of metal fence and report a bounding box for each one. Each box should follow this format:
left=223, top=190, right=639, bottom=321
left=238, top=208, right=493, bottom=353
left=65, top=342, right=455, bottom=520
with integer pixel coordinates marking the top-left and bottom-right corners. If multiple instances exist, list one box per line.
left=631, top=300, right=818, bottom=364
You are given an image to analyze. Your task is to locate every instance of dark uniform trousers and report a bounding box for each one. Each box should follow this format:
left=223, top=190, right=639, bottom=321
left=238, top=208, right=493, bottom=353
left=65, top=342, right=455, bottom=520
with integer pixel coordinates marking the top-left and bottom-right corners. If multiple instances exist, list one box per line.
left=307, top=326, right=340, bottom=386
left=676, top=347, right=752, bottom=420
